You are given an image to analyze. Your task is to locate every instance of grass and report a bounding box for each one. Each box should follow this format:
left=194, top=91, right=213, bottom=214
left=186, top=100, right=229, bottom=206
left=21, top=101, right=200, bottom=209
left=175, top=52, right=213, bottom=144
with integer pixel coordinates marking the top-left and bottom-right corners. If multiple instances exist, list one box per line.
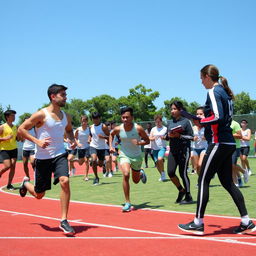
left=8, top=157, right=256, bottom=219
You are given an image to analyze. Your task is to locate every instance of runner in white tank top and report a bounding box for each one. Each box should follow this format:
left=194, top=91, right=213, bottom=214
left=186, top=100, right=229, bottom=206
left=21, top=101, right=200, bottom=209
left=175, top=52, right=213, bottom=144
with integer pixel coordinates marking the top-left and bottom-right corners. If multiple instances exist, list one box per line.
left=89, top=112, right=110, bottom=185
left=18, top=84, right=77, bottom=235
left=74, top=115, right=91, bottom=181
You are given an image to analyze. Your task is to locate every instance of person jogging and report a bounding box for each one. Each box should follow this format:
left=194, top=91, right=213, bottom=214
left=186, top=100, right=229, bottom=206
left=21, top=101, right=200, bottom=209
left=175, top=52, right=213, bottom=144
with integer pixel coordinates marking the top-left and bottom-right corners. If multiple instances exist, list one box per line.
left=0, top=110, right=18, bottom=190
left=178, top=64, right=255, bottom=235
left=109, top=107, right=149, bottom=212
left=167, top=101, right=194, bottom=204
left=18, top=84, right=76, bottom=235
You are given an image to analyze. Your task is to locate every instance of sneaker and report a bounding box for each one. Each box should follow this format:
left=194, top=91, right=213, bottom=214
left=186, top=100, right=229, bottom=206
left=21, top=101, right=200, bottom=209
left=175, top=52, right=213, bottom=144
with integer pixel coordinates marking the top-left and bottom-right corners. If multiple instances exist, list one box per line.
left=6, top=184, right=14, bottom=190
left=243, top=169, right=249, bottom=184
left=19, top=176, right=30, bottom=197
left=104, top=171, right=109, bottom=177
left=158, top=171, right=166, bottom=181
left=122, top=202, right=132, bottom=212
left=175, top=190, right=185, bottom=203
left=84, top=177, right=89, bottom=181
left=59, top=219, right=75, bottom=235
left=233, top=220, right=256, bottom=234
left=93, top=177, right=100, bottom=185
left=178, top=221, right=204, bottom=235
left=108, top=171, right=113, bottom=178
left=140, top=169, right=147, bottom=184
left=238, top=178, right=243, bottom=188
left=248, top=169, right=252, bottom=176
left=180, top=195, right=193, bottom=205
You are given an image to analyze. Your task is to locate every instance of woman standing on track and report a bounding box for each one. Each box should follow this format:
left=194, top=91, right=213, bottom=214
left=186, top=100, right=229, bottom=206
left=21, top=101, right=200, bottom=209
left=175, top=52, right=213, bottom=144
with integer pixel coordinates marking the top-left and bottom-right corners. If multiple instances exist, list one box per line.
left=167, top=101, right=194, bottom=204
left=178, top=64, right=255, bottom=235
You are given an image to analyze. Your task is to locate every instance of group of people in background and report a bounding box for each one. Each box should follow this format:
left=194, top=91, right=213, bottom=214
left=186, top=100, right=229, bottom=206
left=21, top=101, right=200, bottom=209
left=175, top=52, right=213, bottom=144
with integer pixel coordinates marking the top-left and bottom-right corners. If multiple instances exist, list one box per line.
left=0, top=64, right=256, bottom=236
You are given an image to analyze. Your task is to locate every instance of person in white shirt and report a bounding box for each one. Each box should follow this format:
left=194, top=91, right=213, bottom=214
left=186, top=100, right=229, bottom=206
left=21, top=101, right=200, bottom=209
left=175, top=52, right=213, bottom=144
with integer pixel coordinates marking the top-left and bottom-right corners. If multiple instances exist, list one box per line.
left=18, top=84, right=76, bottom=235
left=149, top=115, right=167, bottom=181
left=240, top=119, right=252, bottom=175
left=22, top=120, right=36, bottom=179
left=74, top=115, right=91, bottom=181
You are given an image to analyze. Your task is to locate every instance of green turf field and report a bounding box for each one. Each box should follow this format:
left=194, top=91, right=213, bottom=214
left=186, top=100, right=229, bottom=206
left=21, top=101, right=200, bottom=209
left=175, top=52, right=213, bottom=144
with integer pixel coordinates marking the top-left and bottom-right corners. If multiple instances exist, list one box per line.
left=10, top=157, right=256, bottom=218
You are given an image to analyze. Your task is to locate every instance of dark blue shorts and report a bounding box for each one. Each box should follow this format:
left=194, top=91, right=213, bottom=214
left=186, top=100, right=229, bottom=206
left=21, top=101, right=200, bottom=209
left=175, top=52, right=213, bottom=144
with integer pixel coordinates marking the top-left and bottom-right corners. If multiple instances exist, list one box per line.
left=78, top=148, right=90, bottom=159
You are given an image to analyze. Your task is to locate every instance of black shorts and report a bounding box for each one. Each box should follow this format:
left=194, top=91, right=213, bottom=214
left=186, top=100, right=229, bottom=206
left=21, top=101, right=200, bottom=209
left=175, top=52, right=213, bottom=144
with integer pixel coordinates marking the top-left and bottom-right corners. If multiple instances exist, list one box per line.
left=0, top=149, right=18, bottom=160
left=34, top=153, right=69, bottom=193
left=232, top=148, right=240, bottom=164
left=90, top=147, right=106, bottom=161
left=23, top=150, right=35, bottom=158
left=78, top=148, right=90, bottom=159
left=240, top=146, right=250, bottom=156
left=66, top=149, right=77, bottom=155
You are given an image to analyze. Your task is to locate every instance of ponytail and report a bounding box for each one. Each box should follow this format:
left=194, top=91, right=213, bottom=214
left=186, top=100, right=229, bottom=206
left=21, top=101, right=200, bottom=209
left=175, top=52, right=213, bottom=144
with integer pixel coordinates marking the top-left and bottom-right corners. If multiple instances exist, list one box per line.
left=219, top=76, right=235, bottom=100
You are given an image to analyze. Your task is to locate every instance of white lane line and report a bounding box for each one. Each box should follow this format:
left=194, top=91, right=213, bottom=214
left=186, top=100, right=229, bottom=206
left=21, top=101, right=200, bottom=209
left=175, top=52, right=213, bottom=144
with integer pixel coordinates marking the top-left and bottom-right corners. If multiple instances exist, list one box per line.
left=0, top=209, right=256, bottom=247
left=1, top=186, right=255, bottom=221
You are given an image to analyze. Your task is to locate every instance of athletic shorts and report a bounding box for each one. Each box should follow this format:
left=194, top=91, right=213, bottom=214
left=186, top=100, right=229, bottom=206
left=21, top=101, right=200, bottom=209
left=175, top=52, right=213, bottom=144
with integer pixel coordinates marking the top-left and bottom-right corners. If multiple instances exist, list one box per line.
left=90, top=147, right=106, bottom=161
left=240, top=146, right=250, bottom=156
left=78, top=148, right=90, bottom=159
left=152, top=148, right=166, bottom=162
left=119, top=153, right=143, bottom=171
left=34, top=152, right=68, bottom=193
left=0, top=148, right=18, bottom=160
left=232, top=148, right=241, bottom=165
left=23, top=150, right=35, bottom=158
left=66, top=149, right=77, bottom=155
left=191, top=148, right=207, bottom=157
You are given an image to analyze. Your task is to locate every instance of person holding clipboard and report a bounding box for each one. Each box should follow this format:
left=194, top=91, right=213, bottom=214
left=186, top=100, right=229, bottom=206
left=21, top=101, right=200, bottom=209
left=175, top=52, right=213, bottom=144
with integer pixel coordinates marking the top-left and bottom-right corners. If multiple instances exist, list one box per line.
left=166, top=101, right=194, bottom=204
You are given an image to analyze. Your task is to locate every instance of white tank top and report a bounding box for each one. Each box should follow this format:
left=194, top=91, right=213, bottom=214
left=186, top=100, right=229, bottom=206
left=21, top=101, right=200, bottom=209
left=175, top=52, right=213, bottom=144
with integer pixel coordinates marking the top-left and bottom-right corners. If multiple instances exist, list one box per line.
left=192, top=126, right=208, bottom=149
left=77, top=127, right=90, bottom=149
left=35, top=108, right=67, bottom=159
left=240, top=129, right=250, bottom=147
left=23, top=128, right=36, bottom=151
left=90, top=124, right=106, bottom=149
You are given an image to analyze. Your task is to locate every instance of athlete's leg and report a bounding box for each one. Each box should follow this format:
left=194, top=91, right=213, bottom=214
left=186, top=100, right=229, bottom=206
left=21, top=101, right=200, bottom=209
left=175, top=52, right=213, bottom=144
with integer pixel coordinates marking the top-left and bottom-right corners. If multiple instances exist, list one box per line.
left=120, top=162, right=131, bottom=203
left=59, top=176, right=71, bottom=220
left=0, top=158, right=11, bottom=177
left=178, top=148, right=191, bottom=194
left=8, top=158, right=16, bottom=186
left=23, top=155, right=30, bottom=177
left=167, top=151, right=182, bottom=190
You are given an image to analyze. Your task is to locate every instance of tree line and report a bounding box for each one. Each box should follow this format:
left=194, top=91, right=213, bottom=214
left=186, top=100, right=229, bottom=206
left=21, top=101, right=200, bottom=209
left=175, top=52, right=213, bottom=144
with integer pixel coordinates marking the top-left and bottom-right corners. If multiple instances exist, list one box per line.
left=1, top=85, right=256, bottom=127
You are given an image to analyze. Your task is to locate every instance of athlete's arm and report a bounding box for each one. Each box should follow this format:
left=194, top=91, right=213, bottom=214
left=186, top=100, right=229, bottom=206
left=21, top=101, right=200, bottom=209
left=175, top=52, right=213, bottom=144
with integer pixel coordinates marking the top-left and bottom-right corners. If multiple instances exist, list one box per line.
left=98, top=124, right=110, bottom=139
left=241, top=129, right=251, bottom=141
left=109, top=126, right=120, bottom=153
left=18, top=110, right=51, bottom=148
left=65, top=113, right=77, bottom=149
left=137, top=125, right=150, bottom=146
left=180, top=120, right=194, bottom=140
left=233, top=130, right=242, bottom=140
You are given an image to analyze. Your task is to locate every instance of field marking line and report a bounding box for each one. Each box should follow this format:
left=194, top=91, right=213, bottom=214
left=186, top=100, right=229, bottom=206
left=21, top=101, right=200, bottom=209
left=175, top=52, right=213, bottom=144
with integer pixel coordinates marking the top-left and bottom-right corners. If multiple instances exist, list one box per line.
left=0, top=209, right=256, bottom=247
left=1, top=186, right=255, bottom=221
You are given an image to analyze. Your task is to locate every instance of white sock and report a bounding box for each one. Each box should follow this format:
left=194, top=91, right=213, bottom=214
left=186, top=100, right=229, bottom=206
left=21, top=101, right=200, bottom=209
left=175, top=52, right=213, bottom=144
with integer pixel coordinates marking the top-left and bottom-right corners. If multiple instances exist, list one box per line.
left=194, top=217, right=204, bottom=225
left=241, top=215, right=250, bottom=225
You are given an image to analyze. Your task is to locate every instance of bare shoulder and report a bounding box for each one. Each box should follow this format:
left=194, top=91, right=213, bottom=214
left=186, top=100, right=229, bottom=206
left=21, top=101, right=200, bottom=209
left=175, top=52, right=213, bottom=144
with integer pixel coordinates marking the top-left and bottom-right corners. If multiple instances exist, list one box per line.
left=136, top=124, right=145, bottom=132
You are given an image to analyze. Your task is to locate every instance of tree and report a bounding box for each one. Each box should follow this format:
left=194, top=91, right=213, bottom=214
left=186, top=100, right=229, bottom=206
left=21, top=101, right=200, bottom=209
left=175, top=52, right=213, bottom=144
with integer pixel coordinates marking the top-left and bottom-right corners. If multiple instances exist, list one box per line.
left=117, top=84, right=160, bottom=122
left=17, top=112, right=32, bottom=126
left=84, top=95, right=119, bottom=123
left=234, top=92, right=254, bottom=114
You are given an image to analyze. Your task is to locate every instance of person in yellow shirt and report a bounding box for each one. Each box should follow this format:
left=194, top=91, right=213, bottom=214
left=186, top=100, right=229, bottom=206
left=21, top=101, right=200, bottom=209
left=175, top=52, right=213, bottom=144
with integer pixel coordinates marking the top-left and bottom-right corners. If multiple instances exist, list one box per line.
left=0, top=110, right=18, bottom=190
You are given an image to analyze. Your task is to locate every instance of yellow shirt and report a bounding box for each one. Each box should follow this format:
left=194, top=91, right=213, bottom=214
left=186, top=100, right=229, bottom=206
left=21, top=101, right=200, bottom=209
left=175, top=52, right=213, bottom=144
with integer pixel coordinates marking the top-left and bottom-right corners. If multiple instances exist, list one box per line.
left=0, top=123, right=17, bottom=150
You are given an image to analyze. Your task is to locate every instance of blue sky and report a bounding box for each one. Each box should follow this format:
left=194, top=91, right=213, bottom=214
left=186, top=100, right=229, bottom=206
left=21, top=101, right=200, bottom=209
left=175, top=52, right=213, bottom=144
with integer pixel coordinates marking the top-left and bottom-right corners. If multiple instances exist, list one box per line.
left=1, top=0, right=255, bottom=122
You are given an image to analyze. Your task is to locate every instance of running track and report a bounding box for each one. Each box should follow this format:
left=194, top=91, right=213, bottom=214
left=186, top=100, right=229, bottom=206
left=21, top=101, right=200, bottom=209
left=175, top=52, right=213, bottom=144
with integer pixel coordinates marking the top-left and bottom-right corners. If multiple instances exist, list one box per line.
left=0, top=163, right=256, bottom=256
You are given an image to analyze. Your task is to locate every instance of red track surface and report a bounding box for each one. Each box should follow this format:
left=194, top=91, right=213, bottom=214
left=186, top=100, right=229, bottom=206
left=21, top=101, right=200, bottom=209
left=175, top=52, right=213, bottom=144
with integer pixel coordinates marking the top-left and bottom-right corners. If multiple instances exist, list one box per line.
left=0, top=163, right=256, bottom=256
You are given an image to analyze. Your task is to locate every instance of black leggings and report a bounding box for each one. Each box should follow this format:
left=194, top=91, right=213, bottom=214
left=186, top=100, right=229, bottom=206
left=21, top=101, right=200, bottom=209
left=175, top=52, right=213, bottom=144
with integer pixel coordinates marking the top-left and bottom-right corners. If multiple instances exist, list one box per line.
left=196, top=143, right=248, bottom=218
left=144, top=148, right=154, bottom=166
left=167, top=147, right=191, bottom=193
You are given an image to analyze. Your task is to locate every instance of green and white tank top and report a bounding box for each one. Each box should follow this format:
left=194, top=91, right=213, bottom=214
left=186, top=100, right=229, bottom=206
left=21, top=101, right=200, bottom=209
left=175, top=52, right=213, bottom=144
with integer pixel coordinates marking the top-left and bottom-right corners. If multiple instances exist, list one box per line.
left=119, top=123, right=141, bottom=158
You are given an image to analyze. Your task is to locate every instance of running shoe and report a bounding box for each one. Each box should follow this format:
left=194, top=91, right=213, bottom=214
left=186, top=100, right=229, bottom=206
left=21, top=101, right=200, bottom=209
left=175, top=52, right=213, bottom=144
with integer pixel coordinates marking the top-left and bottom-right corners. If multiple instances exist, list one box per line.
left=178, top=221, right=204, bottom=235
left=175, top=190, right=185, bottom=203
left=243, top=169, right=249, bottom=183
left=59, top=219, right=75, bottom=235
left=122, top=202, right=132, bottom=212
left=84, top=177, right=89, bottom=181
left=108, top=171, right=113, bottom=178
left=93, top=177, right=100, bottom=185
left=6, top=184, right=14, bottom=190
left=233, top=220, right=256, bottom=234
left=140, top=169, right=147, bottom=184
left=19, top=176, right=30, bottom=197
left=248, top=169, right=252, bottom=176
left=179, top=195, right=193, bottom=205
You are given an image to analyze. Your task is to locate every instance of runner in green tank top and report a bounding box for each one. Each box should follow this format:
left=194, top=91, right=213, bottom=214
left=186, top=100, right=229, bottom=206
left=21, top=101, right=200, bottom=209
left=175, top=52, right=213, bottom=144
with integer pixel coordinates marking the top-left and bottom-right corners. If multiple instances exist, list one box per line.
left=109, top=107, right=150, bottom=212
